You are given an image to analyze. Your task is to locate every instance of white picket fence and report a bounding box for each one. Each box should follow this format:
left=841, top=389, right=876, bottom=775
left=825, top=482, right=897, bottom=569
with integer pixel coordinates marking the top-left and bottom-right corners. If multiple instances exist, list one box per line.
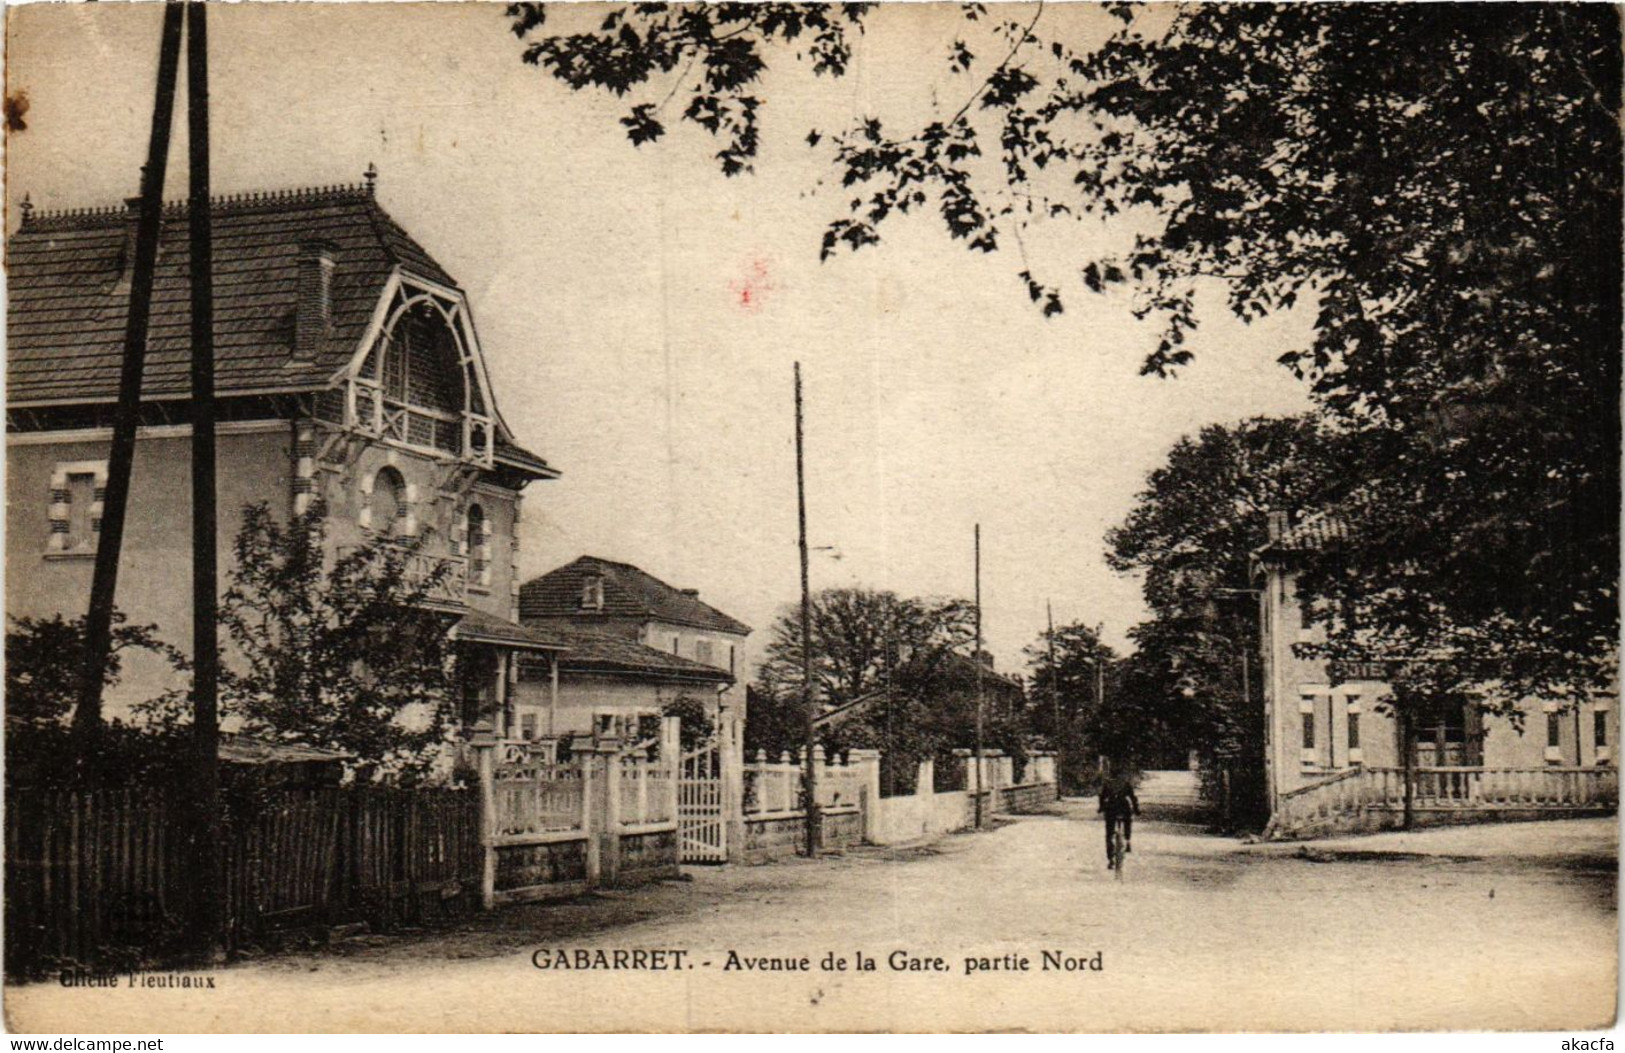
left=472, top=718, right=681, bottom=905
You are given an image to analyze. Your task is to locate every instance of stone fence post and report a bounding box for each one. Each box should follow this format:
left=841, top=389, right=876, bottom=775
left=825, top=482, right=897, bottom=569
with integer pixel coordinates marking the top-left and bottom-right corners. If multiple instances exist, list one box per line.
left=469, top=722, right=498, bottom=910
left=718, top=715, right=745, bottom=863
left=578, top=740, right=620, bottom=887
left=848, top=748, right=882, bottom=842
left=662, top=715, right=682, bottom=819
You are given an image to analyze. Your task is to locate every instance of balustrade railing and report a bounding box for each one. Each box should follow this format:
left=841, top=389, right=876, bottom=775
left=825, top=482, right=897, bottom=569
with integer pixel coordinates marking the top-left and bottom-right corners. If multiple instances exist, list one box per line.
left=404, top=549, right=468, bottom=605
left=818, top=764, right=865, bottom=810
left=743, top=757, right=802, bottom=816
left=1274, top=765, right=1619, bottom=833
left=619, top=755, right=675, bottom=826
left=741, top=752, right=871, bottom=815
left=491, top=744, right=585, bottom=839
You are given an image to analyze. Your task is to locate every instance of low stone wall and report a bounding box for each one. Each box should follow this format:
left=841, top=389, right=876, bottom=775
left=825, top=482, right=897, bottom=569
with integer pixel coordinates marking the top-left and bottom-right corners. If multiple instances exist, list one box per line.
left=743, top=805, right=863, bottom=863
left=997, top=782, right=1057, bottom=814
left=872, top=782, right=1058, bottom=844
left=615, top=827, right=680, bottom=885
left=1276, top=803, right=1618, bottom=841
left=493, top=836, right=590, bottom=903
left=873, top=792, right=928, bottom=843
left=825, top=805, right=864, bottom=851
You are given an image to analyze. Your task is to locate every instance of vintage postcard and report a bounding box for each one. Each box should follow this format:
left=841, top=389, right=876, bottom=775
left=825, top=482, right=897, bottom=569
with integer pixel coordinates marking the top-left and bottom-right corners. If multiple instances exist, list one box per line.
left=3, top=0, right=1618, bottom=1035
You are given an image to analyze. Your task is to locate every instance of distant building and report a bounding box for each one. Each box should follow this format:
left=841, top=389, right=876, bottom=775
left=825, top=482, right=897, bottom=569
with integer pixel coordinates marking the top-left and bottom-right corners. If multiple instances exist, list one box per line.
left=1254, top=509, right=1615, bottom=821
left=517, top=556, right=752, bottom=739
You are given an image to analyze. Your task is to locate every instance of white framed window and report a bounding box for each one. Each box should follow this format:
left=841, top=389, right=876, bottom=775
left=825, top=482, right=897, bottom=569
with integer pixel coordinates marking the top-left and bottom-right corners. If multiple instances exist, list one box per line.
left=579, top=574, right=604, bottom=610
left=1346, top=695, right=1363, bottom=765
left=47, top=460, right=108, bottom=556
left=1544, top=701, right=1563, bottom=763
left=1593, top=698, right=1612, bottom=764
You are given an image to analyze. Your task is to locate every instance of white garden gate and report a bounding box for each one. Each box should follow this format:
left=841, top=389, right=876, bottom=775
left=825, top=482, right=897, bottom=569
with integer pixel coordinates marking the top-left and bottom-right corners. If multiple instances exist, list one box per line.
left=678, top=739, right=727, bottom=863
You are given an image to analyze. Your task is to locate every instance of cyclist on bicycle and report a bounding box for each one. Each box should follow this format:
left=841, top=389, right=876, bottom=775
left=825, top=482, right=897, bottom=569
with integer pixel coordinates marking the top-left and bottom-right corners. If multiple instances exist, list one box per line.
left=1098, top=765, right=1140, bottom=870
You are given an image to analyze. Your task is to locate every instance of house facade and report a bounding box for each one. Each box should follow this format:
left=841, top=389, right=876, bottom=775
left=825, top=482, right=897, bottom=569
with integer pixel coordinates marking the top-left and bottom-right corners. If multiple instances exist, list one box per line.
left=1254, top=510, right=1616, bottom=816
left=6, top=176, right=565, bottom=730
left=516, top=556, right=751, bottom=739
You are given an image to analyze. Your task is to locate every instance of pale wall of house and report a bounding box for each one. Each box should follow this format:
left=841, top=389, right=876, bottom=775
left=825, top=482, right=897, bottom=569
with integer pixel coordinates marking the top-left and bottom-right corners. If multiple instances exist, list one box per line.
left=640, top=620, right=745, bottom=675
left=7, top=422, right=531, bottom=718
left=6, top=424, right=296, bottom=714
left=314, top=440, right=521, bottom=622
left=640, top=619, right=749, bottom=716
left=510, top=673, right=724, bottom=738
left=1262, top=566, right=1618, bottom=801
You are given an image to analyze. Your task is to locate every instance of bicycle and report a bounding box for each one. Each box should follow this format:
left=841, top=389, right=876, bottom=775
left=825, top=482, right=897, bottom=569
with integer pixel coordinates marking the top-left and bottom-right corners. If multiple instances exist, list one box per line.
left=1108, top=821, right=1127, bottom=881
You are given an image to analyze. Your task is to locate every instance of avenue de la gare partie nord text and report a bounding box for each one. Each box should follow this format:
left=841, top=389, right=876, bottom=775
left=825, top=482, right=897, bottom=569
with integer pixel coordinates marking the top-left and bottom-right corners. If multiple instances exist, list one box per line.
left=530, top=948, right=1105, bottom=975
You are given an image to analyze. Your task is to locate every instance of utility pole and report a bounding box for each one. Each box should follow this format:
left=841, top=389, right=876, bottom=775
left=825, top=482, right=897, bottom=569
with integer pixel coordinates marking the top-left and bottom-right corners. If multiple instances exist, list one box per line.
left=883, top=597, right=895, bottom=798
left=185, top=0, right=223, bottom=962
left=795, top=362, right=819, bottom=857
left=972, top=524, right=985, bottom=830
left=1046, top=599, right=1060, bottom=780
left=73, top=2, right=186, bottom=762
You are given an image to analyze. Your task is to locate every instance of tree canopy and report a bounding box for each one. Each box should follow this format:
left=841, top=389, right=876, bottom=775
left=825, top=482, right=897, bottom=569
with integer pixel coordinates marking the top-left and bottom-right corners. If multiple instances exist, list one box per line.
left=6, top=611, right=177, bottom=727
left=143, top=502, right=461, bottom=784
left=1101, top=415, right=1347, bottom=811
left=748, top=586, right=1032, bottom=783
left=756, top=586, right=976, bottom=709
left=517, top=3, right=1622, bottom=710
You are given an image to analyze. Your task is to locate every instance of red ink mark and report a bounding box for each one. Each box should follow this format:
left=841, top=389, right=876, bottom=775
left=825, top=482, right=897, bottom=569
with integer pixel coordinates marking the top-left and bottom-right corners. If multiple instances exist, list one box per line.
left=729, top=257, right=775, bottom=312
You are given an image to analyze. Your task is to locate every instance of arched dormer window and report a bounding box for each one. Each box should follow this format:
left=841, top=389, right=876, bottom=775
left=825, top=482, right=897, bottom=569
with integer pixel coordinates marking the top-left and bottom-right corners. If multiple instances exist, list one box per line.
left=347, top=279, right=495, bottom=466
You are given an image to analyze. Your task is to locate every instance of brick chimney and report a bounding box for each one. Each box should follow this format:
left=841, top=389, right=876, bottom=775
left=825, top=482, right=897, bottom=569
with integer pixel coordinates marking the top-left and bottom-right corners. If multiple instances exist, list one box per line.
left=294, top=240, right=338, bottom=361
left=680, top=588, right=700, bottom=598
left=112, top=195, right=146, bottom=297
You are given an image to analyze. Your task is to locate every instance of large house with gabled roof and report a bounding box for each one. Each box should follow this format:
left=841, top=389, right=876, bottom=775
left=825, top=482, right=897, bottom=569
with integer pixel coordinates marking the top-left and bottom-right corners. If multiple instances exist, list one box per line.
left=6, top=173, right=566, bottom=732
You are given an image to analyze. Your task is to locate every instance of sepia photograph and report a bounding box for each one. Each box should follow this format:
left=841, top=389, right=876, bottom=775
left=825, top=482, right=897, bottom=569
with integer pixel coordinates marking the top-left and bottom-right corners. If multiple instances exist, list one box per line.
left=1, top=0, right=1619, bottom=1035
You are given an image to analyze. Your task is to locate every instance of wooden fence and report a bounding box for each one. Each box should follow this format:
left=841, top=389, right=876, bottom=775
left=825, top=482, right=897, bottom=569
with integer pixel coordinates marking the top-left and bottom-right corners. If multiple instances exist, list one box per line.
left=5, top=784, right=480, bottom=976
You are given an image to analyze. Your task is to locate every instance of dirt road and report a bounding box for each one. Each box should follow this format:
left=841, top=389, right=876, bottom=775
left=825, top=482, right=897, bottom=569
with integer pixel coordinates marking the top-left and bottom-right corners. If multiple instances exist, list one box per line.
left=7, top=805, right=1615, bottom=1032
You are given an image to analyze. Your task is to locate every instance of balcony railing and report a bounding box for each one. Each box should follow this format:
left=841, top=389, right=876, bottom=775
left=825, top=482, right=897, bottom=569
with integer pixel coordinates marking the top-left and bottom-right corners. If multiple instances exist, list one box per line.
left=403, top=548, right=469, bottom=607
left=338, top=543, right=468, bottom=608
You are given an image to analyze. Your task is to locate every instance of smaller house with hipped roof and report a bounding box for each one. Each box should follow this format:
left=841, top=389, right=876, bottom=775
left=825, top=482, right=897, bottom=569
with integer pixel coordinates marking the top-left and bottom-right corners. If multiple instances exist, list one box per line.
left=516, top=556, right=751, bottom=740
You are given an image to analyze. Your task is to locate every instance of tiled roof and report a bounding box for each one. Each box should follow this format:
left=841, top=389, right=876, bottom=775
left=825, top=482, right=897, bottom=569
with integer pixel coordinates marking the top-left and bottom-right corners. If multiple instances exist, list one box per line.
left=452, top=608, right=568, bottom=652
left=933, top=650, right=1026, bottom=694
left=519, top=556, right=752, bottom=636
left=552, top=627, right=733, bottom=683
left=1256, top=512, right=1349, bottom=556
left=7, top=183, right=455, bottom=406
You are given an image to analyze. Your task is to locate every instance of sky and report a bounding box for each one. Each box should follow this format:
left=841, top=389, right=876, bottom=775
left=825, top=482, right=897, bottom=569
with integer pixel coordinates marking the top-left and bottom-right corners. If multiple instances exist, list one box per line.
left=4, top=2, right=1315, bottom=675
